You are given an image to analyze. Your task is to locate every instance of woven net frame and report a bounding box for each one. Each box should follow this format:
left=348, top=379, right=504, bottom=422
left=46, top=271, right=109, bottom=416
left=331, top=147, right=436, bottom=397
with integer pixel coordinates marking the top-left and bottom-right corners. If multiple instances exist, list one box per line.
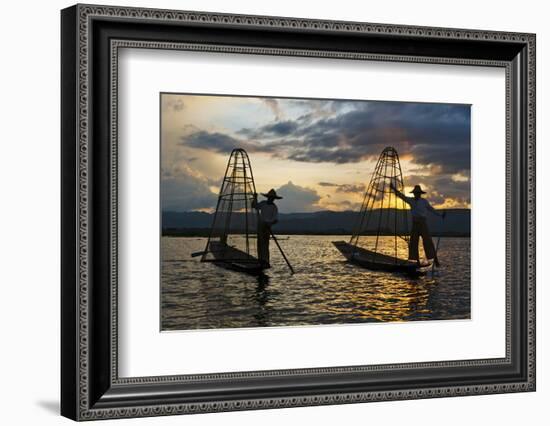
left=350, top=146, right=411, bottom=262
left=201, top=148, right=260, bottom=263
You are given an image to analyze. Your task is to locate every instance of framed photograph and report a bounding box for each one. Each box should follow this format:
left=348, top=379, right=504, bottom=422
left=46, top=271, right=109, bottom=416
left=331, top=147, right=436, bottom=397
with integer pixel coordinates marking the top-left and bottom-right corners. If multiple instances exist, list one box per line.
left=61, top=4, right=536, bottom=421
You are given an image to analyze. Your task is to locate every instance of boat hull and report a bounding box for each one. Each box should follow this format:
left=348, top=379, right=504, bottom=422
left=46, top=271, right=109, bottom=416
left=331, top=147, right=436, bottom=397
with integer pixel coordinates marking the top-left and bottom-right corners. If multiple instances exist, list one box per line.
left=332, top=241, right=430, bottom=274
left=203, top=241, right=268, bottom=276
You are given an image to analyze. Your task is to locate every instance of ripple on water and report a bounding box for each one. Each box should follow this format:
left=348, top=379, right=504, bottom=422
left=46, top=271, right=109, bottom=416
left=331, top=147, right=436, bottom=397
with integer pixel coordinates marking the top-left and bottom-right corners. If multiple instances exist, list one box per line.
left=161, top=236, right=471, bottom=330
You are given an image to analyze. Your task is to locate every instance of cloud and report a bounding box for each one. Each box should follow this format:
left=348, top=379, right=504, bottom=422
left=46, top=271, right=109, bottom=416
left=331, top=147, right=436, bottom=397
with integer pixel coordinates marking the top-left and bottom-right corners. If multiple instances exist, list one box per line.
left=242, top=120, right=299, bottom=138
left=405, top=172, right=471, bottom=207
left=181, top=131, right=273, bottom=155
left=161, top=163, right=217, bottom=212
left=164, top=97, right=185, bottom=111
left=318, top=181, right=366, bottom=194
left=162, top=176, right=217, bottom=212
left=171, top=98, right=471, bottom=210
left=258, top=120, right=299, bottom=136
left=237, top=120, right=299, bottom=139
left=262, top=98, right=283, bottom=120
left=285, top=102, right=471, bottom=171
left=181, top=130, right=300, bottom=162
left=180, top=101, right=470, bottom=175
left=451, top=172, right=469, bottom=182
left=267, top=181, right=322, bottom=213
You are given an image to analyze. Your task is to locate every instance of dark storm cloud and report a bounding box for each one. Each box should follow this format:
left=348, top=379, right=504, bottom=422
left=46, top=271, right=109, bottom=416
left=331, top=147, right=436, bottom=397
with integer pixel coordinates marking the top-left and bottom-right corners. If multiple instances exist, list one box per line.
left=238, top=120, right=299, bottom=138
left=182, top=131, right=274, bottom=154
left=181, top=130, right=299, bottom=157
left=261, top=121, right=299, bottom=136
left=180, top=101, right=470, bottom=175
left=183, top=131, right=243, bottom=152
left=286, top=102, right=471, bottom=172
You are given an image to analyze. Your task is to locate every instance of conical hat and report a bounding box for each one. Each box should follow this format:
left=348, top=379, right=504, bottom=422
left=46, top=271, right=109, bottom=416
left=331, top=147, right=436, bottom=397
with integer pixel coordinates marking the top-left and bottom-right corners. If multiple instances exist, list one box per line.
left=409, top=184, right=426, bottom=194
left=261, top=188, right=283, bottom=199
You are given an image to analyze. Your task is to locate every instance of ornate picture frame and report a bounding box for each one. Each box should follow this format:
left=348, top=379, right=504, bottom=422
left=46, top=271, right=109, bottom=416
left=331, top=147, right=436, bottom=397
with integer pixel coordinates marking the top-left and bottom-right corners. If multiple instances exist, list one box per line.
left=61, top=4, right=535, bottom=421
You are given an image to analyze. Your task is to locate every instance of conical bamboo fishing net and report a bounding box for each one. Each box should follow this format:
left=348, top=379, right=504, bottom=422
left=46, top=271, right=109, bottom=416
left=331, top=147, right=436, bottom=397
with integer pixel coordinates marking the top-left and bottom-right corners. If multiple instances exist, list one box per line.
left=201, top=148, right=260, bottom=264
left=349, top=146, right=411, bottom=263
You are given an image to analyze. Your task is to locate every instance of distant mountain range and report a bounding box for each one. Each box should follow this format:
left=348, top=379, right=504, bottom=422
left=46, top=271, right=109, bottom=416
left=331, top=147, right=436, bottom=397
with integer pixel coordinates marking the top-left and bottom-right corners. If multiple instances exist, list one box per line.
left=162, top=209, right=470, bottom=237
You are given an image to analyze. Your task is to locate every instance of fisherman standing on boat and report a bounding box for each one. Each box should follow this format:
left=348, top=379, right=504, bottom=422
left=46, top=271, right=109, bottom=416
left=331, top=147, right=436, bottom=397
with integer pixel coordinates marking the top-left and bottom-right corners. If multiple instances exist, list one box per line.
left=389, top=183, right=445, bottom=267
left=252, top=189, right=282, bottom=268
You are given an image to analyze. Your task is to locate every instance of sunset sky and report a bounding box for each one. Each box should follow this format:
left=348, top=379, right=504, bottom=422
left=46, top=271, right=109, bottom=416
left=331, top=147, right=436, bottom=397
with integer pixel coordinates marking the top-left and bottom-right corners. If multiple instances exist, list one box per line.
left=161, top=93, right=471, bottom=213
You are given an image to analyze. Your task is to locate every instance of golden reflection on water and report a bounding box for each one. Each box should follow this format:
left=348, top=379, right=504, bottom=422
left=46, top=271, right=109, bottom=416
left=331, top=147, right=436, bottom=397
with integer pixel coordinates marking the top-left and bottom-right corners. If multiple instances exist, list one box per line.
left=161, top=236, right=470, bottom=330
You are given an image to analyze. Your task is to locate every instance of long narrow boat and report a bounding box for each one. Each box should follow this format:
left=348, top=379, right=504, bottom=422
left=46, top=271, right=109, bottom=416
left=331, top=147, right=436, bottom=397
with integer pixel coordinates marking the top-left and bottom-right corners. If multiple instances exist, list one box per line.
left=197, top=148, right=267, bottom=276
left=332, top=241, right=431, bottom=275
left=333, top=147, right=433, bottom=275
left=206, top=241, right=267, bottom=276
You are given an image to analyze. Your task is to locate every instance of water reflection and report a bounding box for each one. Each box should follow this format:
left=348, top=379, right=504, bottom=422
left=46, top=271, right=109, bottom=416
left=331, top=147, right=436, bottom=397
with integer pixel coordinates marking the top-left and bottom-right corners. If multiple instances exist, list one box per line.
left=252, top=274, right=270, bottom=326
left=161, top=236, right=470, bottom=330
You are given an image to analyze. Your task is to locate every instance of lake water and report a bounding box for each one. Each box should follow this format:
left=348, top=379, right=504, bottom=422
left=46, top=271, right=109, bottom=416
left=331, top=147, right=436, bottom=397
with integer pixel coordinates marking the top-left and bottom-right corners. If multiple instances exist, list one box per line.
left=161, top=236, right=470, bottom=330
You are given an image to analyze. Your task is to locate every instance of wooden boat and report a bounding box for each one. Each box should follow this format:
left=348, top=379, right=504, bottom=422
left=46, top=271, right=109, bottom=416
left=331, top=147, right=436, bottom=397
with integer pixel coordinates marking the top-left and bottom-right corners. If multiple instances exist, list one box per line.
left=333, top=147, right=435, bottom=275
left=198, top=148, right=267, bottom=276
left=205, top=241, right=267, bottom=276
left=332, top=241, right=430, bottom=274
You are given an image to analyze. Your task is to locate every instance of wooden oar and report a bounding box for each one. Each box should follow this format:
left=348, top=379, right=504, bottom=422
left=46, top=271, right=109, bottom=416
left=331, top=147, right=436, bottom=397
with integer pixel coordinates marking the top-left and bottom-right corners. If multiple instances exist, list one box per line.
left=269, top=230, right=295, bottom=274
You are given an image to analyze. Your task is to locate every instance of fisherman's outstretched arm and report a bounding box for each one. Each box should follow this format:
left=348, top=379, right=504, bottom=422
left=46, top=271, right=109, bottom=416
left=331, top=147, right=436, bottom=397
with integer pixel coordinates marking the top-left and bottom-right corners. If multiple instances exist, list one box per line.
left=251, top=193, right=259, bottom=209
left=389, top=182, right=408, bottom=202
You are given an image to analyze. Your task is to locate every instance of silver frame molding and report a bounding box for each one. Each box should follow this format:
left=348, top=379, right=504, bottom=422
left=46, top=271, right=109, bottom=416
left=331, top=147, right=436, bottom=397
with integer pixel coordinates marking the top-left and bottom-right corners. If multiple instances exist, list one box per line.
left=61, top=3, right=536, bottom=421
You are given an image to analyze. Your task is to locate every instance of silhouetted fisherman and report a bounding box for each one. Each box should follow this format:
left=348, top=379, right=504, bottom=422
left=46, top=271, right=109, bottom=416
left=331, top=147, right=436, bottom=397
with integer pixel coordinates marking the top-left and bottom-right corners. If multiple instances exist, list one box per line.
left=252, top=189, right=282, bottom=268
left=390, top=183, right=445, bottom=266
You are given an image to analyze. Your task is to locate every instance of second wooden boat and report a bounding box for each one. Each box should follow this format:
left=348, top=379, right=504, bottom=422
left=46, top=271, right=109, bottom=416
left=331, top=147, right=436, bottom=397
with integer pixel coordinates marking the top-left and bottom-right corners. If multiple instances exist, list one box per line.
left=333, top=146, right=430, bottom=274
left=333, top=241, right=430, bottom=274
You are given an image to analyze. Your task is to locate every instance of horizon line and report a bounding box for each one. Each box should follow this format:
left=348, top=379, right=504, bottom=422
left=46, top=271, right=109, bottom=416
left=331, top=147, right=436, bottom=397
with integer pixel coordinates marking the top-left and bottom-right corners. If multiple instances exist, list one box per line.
left=163, top=207, right=472, bottom=214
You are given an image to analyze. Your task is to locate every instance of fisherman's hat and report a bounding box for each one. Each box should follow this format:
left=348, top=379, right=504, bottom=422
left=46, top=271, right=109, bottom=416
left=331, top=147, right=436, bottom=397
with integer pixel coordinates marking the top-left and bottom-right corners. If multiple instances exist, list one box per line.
left=410, top=184, right=426, bottom=194
left=261, top=188, right=283, bottom=199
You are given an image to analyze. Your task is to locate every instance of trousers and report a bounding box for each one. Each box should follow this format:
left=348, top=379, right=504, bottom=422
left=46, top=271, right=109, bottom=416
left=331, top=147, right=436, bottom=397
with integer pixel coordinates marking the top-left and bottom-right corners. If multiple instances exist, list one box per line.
left=409, top=217, right=436, bottom=261
left=257, top=221, right=271, bottom=265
